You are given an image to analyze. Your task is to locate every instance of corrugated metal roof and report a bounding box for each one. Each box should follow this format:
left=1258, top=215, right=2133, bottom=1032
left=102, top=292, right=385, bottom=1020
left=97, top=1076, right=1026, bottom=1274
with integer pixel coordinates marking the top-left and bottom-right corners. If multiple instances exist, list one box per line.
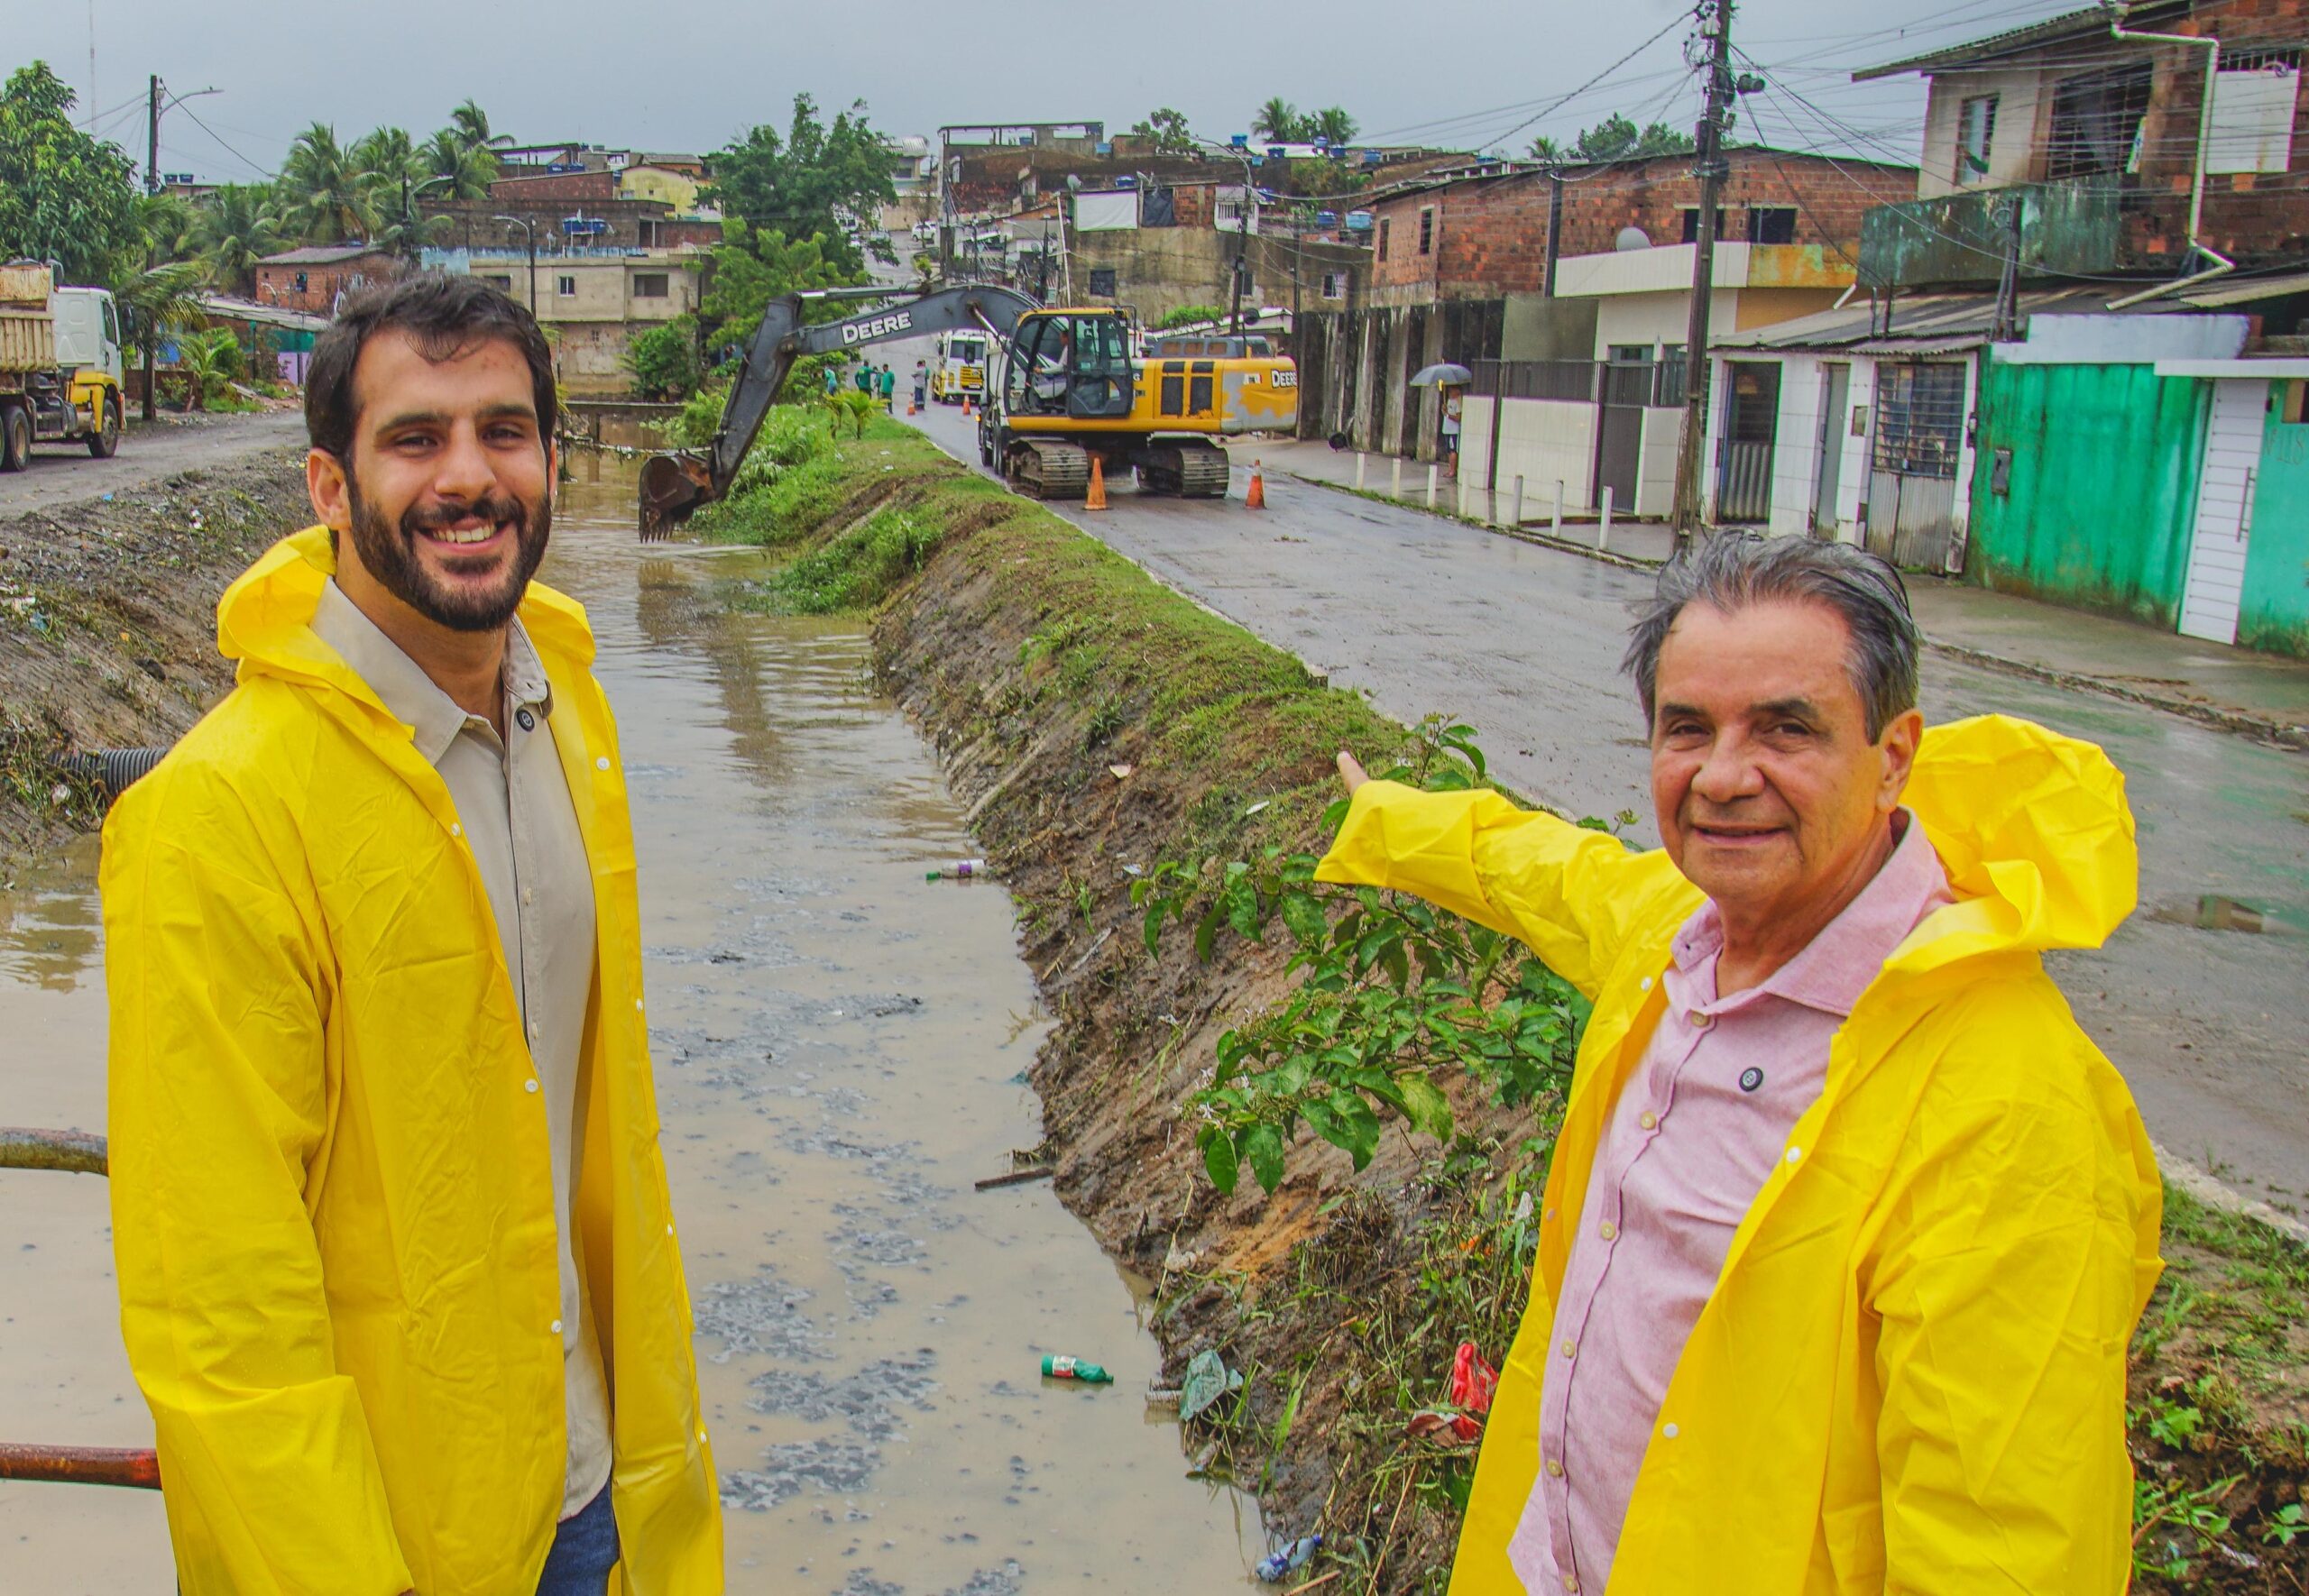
left=1846, top=335, right=1989, bottom=356
left=2180, top=271, right=2309, bottom=307
left=1714, top=286, right=2179, bottom=352
left=259, top=244, right=389, bottom=266
left=1852, top=4, right=2170, bottom=81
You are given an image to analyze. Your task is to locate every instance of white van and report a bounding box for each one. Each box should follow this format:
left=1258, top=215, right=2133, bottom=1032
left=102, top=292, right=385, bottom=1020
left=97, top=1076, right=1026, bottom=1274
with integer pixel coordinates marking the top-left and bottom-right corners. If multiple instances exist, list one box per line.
left=929, top=329, right=989, bottom=404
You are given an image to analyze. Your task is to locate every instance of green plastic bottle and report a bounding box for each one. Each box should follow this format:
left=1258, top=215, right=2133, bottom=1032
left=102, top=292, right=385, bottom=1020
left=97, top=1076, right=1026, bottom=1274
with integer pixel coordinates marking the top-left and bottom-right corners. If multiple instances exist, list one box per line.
left=1040, top=1354, right=1113, bottom=1384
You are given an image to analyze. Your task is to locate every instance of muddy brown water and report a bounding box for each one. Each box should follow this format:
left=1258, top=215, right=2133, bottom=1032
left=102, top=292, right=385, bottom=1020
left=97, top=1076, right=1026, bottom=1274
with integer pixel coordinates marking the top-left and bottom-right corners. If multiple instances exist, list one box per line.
left=0, top=454, right=1265, bottom=1591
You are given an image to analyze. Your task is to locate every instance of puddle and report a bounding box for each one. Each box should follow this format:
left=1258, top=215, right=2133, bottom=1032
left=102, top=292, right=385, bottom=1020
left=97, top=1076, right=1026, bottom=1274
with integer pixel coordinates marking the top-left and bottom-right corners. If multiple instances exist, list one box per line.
left=0, top=454, right=1265, bottom=1591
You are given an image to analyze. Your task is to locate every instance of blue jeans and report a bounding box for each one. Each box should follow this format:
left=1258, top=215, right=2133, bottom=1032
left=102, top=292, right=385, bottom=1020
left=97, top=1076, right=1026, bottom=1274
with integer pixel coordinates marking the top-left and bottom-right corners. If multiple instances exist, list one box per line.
left=536, top=1485, right=620, bottom=1596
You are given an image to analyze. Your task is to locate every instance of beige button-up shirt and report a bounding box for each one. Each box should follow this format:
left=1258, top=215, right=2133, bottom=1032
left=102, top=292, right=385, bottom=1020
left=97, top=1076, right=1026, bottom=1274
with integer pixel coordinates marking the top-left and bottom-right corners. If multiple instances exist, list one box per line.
left=311, top=581, right=613, bottom=1522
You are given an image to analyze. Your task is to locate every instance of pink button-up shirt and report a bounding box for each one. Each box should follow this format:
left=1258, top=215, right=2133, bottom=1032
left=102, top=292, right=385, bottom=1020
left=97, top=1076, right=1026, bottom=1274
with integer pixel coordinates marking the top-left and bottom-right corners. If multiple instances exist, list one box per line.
left=1508, top=813, right=1954, bottom=1595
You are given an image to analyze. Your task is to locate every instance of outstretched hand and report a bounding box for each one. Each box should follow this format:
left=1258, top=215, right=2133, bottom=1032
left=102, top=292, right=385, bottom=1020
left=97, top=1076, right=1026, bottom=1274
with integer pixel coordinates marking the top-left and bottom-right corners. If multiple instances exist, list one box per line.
left=1336, top=750, right=1368, bottom=794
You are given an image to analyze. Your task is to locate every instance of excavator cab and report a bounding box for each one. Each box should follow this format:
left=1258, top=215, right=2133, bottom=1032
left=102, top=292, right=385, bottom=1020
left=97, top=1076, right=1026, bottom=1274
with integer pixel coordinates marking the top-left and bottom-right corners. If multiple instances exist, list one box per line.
left=1001, top=310, right=1135, bottom=421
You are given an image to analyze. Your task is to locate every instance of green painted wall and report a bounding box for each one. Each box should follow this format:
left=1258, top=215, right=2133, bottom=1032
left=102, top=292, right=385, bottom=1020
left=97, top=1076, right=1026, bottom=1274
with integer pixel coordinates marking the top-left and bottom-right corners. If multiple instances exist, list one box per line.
left=2239, top=391, right=2309, bottom=659
left=1965, top=361, right=2205, bottom=628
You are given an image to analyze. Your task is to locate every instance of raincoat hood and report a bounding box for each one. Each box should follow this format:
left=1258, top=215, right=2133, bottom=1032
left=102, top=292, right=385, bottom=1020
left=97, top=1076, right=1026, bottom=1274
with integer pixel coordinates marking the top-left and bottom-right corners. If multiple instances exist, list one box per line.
left=1900, top=712, right=2137, bottom=964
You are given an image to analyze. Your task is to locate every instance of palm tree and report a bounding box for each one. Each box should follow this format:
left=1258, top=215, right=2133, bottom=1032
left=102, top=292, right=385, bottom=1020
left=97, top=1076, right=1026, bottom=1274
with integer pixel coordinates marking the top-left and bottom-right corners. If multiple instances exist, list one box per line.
left=1310, top=106, right=1358, bottom=147
left=448, top=98, right=494, bottom=150
left=196, top=184, right=281, bottom=297
left=1251, top=98, right=1304, bottom=144
left=134, top=193, right=202, bottom=266
left=176, top=328, right=241, bottom=412
left=349, top=126, right=419, bottom=187
left=278, top=124, right=380, bottom=243
left=421, top=129, right=497, bottom=200
left=116, top=260, right=211, bottom=420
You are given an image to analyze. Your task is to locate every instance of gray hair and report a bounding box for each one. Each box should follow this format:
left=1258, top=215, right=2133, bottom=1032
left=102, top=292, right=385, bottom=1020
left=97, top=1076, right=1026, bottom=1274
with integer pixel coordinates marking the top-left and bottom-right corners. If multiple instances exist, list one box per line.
left=1622, top=534, right=1920, bottom=741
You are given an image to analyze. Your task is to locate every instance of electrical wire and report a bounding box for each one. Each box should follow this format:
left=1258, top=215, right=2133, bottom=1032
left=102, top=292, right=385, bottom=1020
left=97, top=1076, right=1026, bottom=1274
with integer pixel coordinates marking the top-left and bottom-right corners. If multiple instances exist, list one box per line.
left=171, top=101, right=276, bottom=180
left=1482, top=9, right=1704, bottom=154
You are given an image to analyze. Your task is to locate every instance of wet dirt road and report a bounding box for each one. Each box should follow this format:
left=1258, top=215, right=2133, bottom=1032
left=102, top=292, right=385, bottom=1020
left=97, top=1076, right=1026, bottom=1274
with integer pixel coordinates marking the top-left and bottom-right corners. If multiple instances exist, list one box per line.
left=0, top=411, right=305, bottom=518
left=0, top=454, right=1264, bottom=1591
left=900, top=383, right=2309, bottom=1218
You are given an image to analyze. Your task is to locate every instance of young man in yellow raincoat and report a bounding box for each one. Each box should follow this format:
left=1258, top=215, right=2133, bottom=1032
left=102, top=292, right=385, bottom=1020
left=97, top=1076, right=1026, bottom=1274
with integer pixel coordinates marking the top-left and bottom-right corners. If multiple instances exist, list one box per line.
left=1320, top=537, right=2161, bottom=1594
left=102, top=276, right=723, bottom=1594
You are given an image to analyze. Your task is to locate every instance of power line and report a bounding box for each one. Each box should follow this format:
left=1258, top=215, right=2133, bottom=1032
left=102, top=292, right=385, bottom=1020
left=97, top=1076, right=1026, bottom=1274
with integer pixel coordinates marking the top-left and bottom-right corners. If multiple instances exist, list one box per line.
left=172, top=100, right=276, bottom=180
left=1487, top=10, right=1704, bottom=154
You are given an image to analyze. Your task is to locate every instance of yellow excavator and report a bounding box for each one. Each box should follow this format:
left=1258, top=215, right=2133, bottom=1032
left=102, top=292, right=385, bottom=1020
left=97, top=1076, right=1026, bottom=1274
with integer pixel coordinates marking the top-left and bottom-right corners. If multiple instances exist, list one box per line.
left=638, top=284, right=1298, bottom=534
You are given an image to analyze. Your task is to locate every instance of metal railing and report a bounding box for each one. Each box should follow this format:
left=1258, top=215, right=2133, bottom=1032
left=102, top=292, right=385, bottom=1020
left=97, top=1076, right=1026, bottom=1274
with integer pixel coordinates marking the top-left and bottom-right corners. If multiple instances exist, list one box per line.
left=1474, top=357, right=1687, bottom=408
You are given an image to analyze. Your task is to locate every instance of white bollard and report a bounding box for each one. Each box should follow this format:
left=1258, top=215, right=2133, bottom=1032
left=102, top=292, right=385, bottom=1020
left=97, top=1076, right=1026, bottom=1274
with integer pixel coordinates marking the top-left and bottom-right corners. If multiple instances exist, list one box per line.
left=1599, top=486, right=1614, bottom=553
left=1355, top=452, right=1367, bottom=491
left=1425, top=463, right=1438, bottom=509
left=1512, top=475, right=1525, bottom=527
left=1391, top=456, right=1403, bottom=499
left=1457, top=475, right=1468, bottom=518
left=1552, top=480, right=1564, bottom=537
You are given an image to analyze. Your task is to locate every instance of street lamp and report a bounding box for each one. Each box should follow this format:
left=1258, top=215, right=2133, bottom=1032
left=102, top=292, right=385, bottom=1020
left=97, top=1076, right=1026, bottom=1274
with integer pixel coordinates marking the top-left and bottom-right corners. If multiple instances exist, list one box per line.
left=1192, top=139, right=1263, bottom=335
left=493, top=215, right=538, bottom=312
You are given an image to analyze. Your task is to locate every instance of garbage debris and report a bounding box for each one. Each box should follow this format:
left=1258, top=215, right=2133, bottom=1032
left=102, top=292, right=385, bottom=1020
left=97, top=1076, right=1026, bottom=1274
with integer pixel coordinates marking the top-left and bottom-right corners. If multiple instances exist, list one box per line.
left=926, top=858, right=989, bottom=881
left=1408, top=1408, right=1481, bottom=1445
left=1256, top=1534, right=1321, bottom=1582
left=1179, top=1348, right=1244, bottom=1422
left=972, top=1164, right=1053, bottom=1191
left=1449, top=1341, right=1498, bottom=1416
left=1040, top=1353, right=1112, bottom=1384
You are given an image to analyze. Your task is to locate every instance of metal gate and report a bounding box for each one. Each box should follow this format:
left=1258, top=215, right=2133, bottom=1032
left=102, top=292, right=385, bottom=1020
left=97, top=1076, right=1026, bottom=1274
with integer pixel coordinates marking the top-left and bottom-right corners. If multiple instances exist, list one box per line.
left=1594, top=358, right=1651, bottom=513
left=1716, top=362, right=1780, bottom=522
left=1865, top=361, right=1969, bottom=571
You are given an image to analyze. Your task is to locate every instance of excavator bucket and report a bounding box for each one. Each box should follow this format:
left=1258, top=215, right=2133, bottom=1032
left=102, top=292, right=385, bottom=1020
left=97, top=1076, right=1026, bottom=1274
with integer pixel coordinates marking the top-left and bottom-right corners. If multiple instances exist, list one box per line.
left=638, top=451, right=715, bottom=541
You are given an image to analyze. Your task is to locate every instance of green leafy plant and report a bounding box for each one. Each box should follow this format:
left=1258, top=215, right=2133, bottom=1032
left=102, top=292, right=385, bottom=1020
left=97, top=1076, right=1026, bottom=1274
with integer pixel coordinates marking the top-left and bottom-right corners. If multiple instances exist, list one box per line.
left=2133, top=1473, right=2243, bottom=1582
left=1133, top=718, right=1595, bottom=1195
left=2262, top=1501, right=2306, bottom=1547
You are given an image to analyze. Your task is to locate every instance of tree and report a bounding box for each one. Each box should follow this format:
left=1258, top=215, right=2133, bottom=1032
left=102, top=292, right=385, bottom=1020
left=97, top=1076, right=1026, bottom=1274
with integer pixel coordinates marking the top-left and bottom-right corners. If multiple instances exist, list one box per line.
left=698, top=219, right=853, bottom=350
left=625, top=316, right=704, bottom=401
left=420, top=129, right=497, bottom=200
left=1530, top=114, right=1697, bottom=164
left=349, top=126, right=419, bottom=186
left=278, top=124, right=380, bottom=243
left=447, top=98, right=495, bottom=151
left=1309, top=106, right=1358, bottom=147
left=1251, top=98, right=1305, bottom=143
left=176, top=328, right=242, bottom=412
left=0, top=62, right=143, bottom=287
left=704, top=96, right=898, bottom=279
left=197, top=184, right=281, bottom=297
left=135, top=192, right=202, bottom=266
left=117, top=260, right=209, bottom=419
left=1128, top=107, right=1197, bottom=155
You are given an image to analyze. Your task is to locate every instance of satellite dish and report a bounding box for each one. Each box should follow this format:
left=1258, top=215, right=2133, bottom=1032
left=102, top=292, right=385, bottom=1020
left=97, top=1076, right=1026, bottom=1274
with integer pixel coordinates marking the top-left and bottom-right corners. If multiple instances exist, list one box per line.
left=1615, top=225, right=1652, bottom=252
left=1067, top=173, right=1083, bottom=193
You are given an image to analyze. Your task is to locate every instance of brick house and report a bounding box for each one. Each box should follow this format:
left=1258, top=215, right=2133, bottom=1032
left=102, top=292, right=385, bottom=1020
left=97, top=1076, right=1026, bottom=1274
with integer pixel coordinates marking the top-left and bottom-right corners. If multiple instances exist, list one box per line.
left=253, top=245, right=400, bottom=316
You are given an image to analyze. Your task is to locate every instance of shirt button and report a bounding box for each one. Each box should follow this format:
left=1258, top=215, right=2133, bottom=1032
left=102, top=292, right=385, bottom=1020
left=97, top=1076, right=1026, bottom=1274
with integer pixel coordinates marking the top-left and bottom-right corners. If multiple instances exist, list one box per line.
left=522, top=887, right=534, bottom=905
left=1560, top=1339, right=1577, bottom=1360
left=1689, top=1009, right=1712, bottom=1028
left=1639, top=1111, right=1658, bottom=1130
left=529, top=1021, right=541, bottom=1040
left=550, top=1318, right=563, bottom=1335
left=1564, top=1577, right=1580, bottom=1593
left=1545, top=1457, right=1564, bottom=1477
left=1598, top=1221, right=1618, bottom=1241
left=524, top=1078, right=539, bottom=1094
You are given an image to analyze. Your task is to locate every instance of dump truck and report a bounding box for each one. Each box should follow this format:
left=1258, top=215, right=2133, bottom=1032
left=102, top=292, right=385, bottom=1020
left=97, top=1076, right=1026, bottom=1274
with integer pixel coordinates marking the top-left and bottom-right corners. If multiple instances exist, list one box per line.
left=0, top=261, right=126, bottom=471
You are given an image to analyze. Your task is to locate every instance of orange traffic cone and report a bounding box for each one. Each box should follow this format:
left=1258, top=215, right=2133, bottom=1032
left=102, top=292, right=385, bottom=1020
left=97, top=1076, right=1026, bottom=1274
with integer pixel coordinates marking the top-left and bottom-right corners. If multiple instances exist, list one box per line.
left=1246, top=460, right=1266, bottom=509
left=1085, top=454, right=1109, bottom=510
left=962, top=397, right=974, bottom=418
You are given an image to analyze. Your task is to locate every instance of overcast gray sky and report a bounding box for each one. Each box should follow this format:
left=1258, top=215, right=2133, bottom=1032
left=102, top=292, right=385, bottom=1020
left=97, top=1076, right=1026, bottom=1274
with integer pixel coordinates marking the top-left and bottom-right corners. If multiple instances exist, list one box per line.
left=17, top=0, right=2078, bottom=183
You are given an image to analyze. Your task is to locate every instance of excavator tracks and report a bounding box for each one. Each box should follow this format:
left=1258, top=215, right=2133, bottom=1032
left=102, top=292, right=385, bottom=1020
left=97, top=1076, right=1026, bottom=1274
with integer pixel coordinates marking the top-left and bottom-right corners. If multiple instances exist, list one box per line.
left=1008, top=440, right=1093, bottom=500
left=1133, top=444, right=1232, bottom=499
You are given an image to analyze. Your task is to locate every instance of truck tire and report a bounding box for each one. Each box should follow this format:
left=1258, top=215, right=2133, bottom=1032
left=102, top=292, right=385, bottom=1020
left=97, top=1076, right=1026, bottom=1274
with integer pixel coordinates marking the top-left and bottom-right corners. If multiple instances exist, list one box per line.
left=0, top=404, right=29, bottom=473
left=87, top=395, right=122, bottom=459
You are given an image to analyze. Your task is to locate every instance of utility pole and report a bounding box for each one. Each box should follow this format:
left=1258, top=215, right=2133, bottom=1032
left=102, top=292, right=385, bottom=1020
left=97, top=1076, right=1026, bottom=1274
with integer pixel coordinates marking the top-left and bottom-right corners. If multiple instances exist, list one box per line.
left=141, top=74, right=161, bottom=422
left=1991, top=193, right=2023, bottom=343
left=1670, top=0, right=1735, bottom=553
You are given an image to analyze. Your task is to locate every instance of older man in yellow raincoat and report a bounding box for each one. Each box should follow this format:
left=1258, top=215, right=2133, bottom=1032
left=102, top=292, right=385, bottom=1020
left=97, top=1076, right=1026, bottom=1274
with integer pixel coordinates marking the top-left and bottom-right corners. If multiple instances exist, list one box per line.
left=102, top=276, right=722, bottom=1593
left=1321, top=536, right=2161, bottom=1594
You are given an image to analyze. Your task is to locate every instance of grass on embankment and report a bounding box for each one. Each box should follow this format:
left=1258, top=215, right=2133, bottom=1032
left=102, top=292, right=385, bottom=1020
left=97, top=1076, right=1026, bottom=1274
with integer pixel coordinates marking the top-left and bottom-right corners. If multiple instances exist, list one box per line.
left=689, top=407, right=2309, bottom=1593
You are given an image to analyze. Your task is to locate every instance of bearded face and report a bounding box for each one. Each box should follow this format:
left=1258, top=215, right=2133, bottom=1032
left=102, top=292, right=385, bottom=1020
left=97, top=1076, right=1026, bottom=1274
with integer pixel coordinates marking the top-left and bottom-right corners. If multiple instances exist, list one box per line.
left=345, top=466, right=551, bottom=634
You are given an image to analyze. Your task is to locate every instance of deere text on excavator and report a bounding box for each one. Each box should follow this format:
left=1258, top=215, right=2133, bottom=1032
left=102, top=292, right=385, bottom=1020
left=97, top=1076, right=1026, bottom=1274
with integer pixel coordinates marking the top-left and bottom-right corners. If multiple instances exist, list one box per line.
left=636, top=285, right=1298, bottom=536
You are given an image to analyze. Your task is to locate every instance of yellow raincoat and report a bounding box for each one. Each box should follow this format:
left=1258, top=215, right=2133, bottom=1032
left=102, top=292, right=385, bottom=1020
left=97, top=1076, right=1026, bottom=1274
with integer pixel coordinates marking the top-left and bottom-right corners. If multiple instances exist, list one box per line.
left=1318, top=715, right=2162, bottom=1594
left=103, top=527, right=722, bottom=1594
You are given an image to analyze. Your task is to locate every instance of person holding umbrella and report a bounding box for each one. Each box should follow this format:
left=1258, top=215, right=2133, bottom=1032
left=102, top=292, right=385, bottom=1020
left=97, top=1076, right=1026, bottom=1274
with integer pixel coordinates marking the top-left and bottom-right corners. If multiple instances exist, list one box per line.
left=1412, top=362, right=1474, bottom=480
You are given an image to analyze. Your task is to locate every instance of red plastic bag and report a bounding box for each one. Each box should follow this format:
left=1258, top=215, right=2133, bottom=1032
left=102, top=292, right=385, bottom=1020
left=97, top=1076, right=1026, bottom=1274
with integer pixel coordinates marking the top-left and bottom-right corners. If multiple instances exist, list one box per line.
left=1449, top=1342, right=1498, bottom=1417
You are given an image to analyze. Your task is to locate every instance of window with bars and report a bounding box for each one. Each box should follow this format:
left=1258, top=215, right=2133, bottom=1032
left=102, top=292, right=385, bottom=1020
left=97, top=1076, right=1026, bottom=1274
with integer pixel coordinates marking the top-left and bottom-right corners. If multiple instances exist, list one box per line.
left=1872, top=362, right=1968, bottom=480
left=1679, top=206, right=1729, bottom=243
left=1418, top=207, right=1435, bottom=255
left=1749, top=206, right=1796, bottom=243
left=1377, top=216, right=1391, bottom=261
left=2046, top=64, right=2153, bottom=180
left=1957, top=95, right=1998, bottom=185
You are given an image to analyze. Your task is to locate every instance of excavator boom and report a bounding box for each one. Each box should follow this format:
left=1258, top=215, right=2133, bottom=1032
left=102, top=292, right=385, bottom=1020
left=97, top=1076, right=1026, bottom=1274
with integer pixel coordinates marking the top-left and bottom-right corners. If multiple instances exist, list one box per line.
left=638, top=283, right=1038, bottom=537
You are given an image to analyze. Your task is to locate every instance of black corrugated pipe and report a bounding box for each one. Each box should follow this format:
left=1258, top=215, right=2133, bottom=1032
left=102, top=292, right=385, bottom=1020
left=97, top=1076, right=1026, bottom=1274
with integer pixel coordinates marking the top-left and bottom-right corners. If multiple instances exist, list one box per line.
left=53, top=747, right=170, bottom=807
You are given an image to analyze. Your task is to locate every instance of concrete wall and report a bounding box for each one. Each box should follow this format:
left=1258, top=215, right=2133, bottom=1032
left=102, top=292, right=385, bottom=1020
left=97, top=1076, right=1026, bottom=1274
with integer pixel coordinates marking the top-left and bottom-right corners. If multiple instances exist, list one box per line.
left=1593, top=289, right=1739, bottom=357
left=1917, top=67, right=2053, bottom=198
left=1501, top=294, right=1596, bottom=360
left=1459, top=397, right=1600, bottom=513
left=1635, top=407, right=1683, bottom=518
left=1697, top=350, right=1876, bottom=539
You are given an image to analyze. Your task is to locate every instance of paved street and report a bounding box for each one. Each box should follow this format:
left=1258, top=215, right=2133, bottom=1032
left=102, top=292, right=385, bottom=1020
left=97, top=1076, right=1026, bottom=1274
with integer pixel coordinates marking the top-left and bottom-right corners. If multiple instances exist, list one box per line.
left=0, top=411, right=306, bottom=519
left=896, top=371, right=2309, bottom=1214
